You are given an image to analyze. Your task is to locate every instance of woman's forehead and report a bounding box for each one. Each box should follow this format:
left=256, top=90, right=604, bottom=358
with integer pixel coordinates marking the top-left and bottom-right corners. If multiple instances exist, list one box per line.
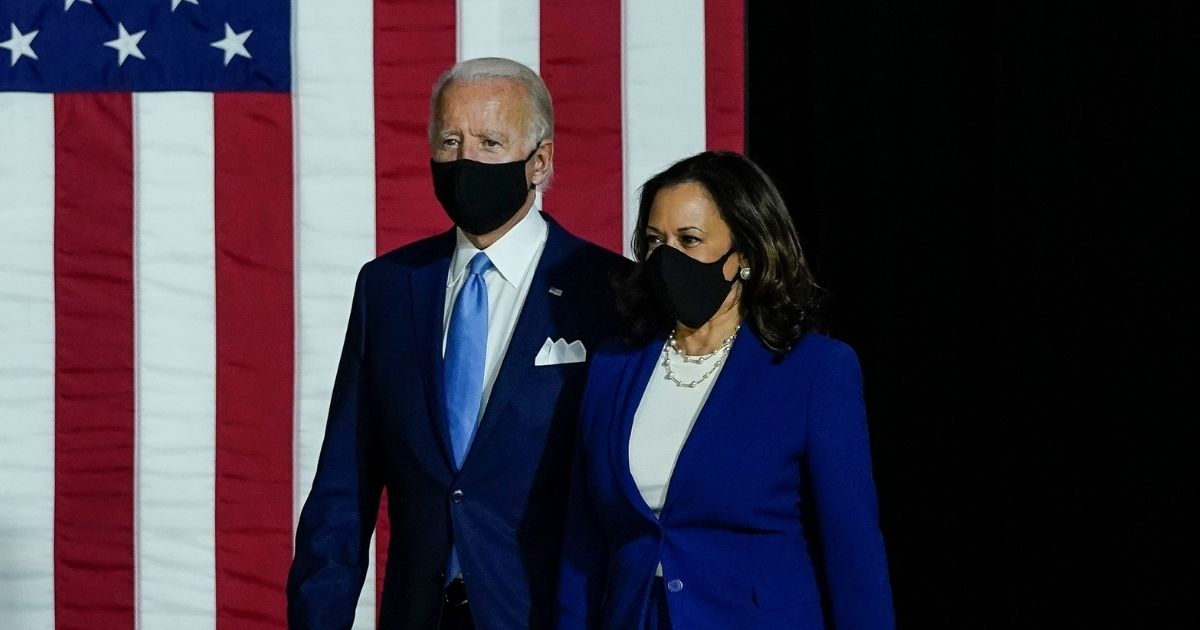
left=648, top=182, right=723, bottom=228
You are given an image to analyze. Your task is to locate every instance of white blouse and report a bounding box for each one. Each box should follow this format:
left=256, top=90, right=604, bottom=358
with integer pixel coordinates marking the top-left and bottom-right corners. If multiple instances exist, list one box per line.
left=628, top=340, right=730, bottom=516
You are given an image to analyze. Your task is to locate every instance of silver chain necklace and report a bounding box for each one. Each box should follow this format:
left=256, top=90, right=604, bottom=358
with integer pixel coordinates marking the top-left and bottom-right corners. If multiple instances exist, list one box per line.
left=661, top=328, right=739, bottom=388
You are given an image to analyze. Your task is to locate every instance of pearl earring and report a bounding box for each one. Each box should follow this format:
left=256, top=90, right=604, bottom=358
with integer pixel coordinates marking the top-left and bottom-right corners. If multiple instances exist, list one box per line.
left=738, top=267, right=751, bottom=280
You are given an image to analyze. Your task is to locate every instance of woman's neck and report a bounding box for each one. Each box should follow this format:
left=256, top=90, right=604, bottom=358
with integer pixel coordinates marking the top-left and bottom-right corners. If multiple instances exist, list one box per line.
left=673, top=304, right=742, bottom=356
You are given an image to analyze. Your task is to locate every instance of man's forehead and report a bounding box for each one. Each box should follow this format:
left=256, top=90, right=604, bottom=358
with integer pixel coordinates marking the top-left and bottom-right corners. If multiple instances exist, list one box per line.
left=433, top=115, right=528, bottom=139
left=435, top=83, right=529, bottom=129
left=440, top=78, right=524, bottom=106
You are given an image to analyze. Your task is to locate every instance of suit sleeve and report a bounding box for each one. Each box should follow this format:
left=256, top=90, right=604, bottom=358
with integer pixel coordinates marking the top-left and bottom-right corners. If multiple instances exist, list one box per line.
left=803, top=342, right=896, bottom=629
left=287, top=265, right=383, bottom=629
left=555, top=358, right=613, bottom=630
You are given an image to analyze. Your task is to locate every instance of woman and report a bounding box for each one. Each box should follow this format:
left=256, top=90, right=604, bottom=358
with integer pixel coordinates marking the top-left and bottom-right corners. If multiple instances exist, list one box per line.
left=556, top=151, right=894, bottom=629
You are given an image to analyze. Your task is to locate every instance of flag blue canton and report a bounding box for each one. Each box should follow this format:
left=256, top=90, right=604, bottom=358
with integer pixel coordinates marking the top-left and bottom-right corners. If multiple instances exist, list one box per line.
left=0, top=0, right=289, bottom=92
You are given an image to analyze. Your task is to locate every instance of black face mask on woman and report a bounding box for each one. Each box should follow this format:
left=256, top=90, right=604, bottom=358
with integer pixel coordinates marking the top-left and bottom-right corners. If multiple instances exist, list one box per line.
left=430, top=148, right=537, bottom=235
left=645, top=244, right=738, bottom=329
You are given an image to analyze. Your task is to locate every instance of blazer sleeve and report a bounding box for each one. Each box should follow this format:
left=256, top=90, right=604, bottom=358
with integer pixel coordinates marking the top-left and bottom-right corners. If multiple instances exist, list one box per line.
left=287, top=266, right=383, bottom=629
left=555, top=358, right=614, bottom=630
left=803, top=342, right=896, bottom=629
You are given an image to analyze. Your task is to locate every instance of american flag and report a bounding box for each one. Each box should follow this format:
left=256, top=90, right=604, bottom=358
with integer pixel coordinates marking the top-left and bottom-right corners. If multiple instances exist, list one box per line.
left=0, top=0, right=743, bottom=627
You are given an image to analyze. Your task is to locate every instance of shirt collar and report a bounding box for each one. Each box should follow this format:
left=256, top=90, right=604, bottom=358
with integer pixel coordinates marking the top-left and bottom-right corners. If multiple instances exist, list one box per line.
left=447, top=196, right=548, bottom=289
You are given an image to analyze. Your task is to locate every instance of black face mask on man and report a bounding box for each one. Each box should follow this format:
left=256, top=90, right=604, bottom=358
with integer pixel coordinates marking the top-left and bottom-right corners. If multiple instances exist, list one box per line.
left=645, top=244, right=738, bottom=330
left=430, top=147, right=538, bottom=235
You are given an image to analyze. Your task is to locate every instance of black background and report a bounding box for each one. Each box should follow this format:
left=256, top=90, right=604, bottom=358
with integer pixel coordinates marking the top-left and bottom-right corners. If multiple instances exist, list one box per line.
left=747, top=2, right=1196, bottom=627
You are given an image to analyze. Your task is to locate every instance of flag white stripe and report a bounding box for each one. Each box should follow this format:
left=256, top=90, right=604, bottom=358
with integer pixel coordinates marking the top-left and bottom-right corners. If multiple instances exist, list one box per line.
left=293, top=0, right=379, bottom=625
left=133, top=92, right=217, bottom=630
left=458, top=0, right=541, bottom=73
left=621, top=0, right=708, bottom=256
left=0, top=93, right=56, bottom=630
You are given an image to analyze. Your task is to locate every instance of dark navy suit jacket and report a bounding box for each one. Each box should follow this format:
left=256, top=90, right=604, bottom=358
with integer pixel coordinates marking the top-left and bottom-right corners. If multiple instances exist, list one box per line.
left=287, top=216, right=630, bottom=629
left=557, top=329, right=894, bottom=629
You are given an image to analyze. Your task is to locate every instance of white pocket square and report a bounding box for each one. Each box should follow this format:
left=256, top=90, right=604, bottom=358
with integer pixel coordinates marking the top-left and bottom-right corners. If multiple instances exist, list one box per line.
left=534, top=338, right=587, bottom=366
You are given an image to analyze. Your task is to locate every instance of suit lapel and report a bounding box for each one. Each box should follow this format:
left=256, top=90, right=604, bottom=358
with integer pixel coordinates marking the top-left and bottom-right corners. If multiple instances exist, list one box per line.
left=657, top=327, right=769, bottom=522
left=613, top=337, right=667, bottom=522
left=410, top=241, right=455, bottom=471
left=459, top=221, right=572, bottom=467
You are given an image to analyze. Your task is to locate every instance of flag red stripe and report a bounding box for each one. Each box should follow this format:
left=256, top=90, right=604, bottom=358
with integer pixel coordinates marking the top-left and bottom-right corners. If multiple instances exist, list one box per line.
left=214, top=93, right=295, bottom=629
left=374, top=0, right=458, bottom=254
left=375, top=489, right=390, bottom=619
left=541, top=0, right=625, bottom=253
left=373, top=1, right=457, bottom=608
left=53, top=93, right=136, bottom=628
left=705, top=0, right=746, bottom=152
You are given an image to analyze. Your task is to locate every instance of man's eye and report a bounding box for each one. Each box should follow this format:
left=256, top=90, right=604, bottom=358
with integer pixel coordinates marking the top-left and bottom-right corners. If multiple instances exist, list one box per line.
left=442, top=138, right=459, bottom=148
left=484, top=139, right=501, bottom=148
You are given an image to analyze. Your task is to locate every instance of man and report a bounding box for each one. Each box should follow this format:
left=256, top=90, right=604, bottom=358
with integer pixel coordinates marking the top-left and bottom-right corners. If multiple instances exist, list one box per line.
left=287, top=58, right=630, bottom=629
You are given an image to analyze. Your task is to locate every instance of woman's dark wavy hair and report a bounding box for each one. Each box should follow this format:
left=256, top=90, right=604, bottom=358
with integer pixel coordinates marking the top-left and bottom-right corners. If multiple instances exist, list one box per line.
left=617, top=150, right=825, bottom=354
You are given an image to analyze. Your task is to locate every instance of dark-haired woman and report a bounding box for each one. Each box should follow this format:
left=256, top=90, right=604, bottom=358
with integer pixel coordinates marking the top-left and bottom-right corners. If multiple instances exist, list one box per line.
left=555, top=151, right=894, bottom=630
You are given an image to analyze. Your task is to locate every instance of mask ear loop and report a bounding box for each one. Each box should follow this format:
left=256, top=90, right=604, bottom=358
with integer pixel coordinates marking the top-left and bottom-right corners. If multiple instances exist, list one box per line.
left=715, top=247, right=740, bottom=284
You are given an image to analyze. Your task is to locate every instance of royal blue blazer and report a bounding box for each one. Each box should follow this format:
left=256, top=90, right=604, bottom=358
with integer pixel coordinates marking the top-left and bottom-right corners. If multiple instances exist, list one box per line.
left=556, top=329, right=894, bottom=629
left=287, top=216, right=630, bottom=630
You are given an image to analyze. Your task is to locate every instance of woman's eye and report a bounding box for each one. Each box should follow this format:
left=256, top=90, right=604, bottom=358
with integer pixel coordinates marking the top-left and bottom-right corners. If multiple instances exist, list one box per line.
left=645, top=234, right=663, bottom=245
left=680, top=235, right=701, bottom=246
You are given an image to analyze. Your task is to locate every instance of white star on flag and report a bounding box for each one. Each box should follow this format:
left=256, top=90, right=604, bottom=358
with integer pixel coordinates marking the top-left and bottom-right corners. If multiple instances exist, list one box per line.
left=172, top=0, right=200, bottom=11
left=104, top=23, right=147, bottom=66
left=64, top=0, right=93, bottom=11
left=210, top=23, right=252, bottom=66
left=1, top=23, right=39, bottom=67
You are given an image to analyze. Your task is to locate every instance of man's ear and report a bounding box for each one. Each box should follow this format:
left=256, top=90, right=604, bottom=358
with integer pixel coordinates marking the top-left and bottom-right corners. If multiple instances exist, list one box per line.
left=530, top=139, right=554, bottom=186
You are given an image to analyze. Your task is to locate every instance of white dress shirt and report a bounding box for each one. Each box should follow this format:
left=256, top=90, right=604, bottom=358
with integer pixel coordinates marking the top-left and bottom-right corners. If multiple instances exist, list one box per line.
left=442, top=201, right=549, bottom=421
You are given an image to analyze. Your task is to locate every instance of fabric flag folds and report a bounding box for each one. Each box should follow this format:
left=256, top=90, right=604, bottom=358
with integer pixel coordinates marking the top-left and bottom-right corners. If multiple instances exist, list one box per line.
left=0, top=0, right=743, bottom=627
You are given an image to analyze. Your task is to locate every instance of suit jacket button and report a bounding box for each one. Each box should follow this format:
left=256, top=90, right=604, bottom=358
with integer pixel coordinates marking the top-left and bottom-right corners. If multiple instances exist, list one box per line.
left=666, top=579, right=683, bottom=593
left=450, top=489, right=464, bottom=503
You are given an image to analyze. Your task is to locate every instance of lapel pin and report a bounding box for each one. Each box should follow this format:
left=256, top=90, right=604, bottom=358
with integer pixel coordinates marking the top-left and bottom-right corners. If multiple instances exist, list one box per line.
left=548, top=287, right=563, bottom=296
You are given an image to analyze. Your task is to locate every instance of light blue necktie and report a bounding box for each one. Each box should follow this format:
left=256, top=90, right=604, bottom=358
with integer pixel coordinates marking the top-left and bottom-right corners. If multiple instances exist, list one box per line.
left=445, top=251, right=492, bottom=467
left=443, top=251, right=491, bottom=580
